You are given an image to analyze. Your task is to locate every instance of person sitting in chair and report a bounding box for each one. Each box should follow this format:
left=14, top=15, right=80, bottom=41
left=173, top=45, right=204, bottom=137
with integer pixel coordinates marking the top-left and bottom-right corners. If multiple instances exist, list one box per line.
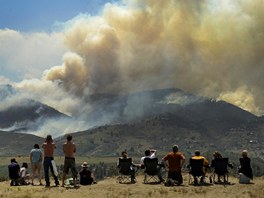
left=8, top=158, right=20, bottom=186
left=210, top=151, right=233, bottom=183
left=140, top=149, right=164, bottom=182
left=238, top=150, right=253, bottom=184
left=79, top=162, right=97, bottom=185
left=163, top=145, right=185, bottom=186
left=117, top=151, right=140, bottom=183
left=190, top=150, right=209, bottom=184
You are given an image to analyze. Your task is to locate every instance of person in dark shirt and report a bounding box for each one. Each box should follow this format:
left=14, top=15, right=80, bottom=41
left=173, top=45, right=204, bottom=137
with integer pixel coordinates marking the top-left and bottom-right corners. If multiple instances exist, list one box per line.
left=210, top=151, right=233, bottom=183
left=239, top=150, right=253, bottom=182
left=8, top=158, right=20, bottom=186
left=79, top=162, right=96, bottom=185
left=117, top=151, right=140, bottom=183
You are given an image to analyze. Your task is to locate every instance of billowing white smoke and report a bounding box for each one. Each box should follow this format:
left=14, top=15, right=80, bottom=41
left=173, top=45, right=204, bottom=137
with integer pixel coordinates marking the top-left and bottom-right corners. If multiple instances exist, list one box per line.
left=2, top=0, right=264, bottom=137
left=40, top=0, right=264, bottom=116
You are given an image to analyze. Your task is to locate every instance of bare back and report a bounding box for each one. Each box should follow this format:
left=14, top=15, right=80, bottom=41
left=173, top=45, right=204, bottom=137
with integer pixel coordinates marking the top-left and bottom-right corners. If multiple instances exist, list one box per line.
left=42, top=142, right=56, bottom=157
left=63, top=141, right=76, bottom=158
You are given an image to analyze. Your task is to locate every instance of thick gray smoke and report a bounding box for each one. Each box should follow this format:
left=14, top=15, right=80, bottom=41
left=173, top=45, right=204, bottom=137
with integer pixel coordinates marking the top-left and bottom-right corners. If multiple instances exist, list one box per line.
left=39, top=0, right=264, bottom=116
left=1, top=0, right=261, bottom=138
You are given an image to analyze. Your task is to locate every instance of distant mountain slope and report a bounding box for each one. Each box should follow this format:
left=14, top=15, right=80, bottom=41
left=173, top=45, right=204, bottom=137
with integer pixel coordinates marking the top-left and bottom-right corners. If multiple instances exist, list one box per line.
left=0, top=131, right=44, bottom=156
left=53, top=88, right=261, bottom=158
left=0, top=86, right=263, bottom=163
left=55, top=106, right=259, bottom=158
left=0, top=99, right=69, bottom=129
left=0, top=84, right=70, bottom=131
left=85, top=88, right=257, bottom=127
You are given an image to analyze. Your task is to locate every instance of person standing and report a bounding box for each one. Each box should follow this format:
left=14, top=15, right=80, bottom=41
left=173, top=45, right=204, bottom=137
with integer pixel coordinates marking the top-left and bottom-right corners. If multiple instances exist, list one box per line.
left=163, top=145, right=185, bottom=185
left=61, top=134, right=78, bottom=187
left=42, top=135, right=59, bottom=187
left=30, top=143, right=43, bottom=185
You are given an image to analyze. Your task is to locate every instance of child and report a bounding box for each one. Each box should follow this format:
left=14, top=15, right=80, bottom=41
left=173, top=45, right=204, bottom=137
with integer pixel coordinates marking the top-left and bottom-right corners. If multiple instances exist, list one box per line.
left=20, top=162, right=31, bottom=185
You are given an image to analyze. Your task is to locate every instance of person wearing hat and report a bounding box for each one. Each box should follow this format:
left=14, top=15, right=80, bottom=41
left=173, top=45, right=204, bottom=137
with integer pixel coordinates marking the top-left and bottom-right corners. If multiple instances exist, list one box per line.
left=162, top=145, right=185, bottom=185
left=238, top=150, right=253, bottom=183
left=79, top=162, right=97, bottom=185
left=8, top=158, right=20, bottom=186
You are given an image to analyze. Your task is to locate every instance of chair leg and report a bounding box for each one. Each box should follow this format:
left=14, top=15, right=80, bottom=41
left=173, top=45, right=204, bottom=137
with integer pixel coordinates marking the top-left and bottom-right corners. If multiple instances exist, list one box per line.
left=212, top=173, right=216, bottom=183
left=188, top=174, right=192, bottom=185
left=144, top=174, right=147, bottom=184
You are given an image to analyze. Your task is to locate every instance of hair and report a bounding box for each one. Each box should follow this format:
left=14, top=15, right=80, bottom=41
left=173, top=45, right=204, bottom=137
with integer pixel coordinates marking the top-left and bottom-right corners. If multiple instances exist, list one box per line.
left=172, top=145, right=179, bottom=152
left=34, top=144, right=40, bottom=149
left=10, top=158, right=16, bottom=163
left=242, top=150, right=248, bottom=157
left=22, top=162, right=28, bottom=168
left=121, top=150, right=128, bottom=158
left=195, top=150, right=201, bottom=156
left=213, top=151, right=222, bottom=158
left=46, top=135, right=53, bottom=143
left=67, top=134, right=72, bottom=141
left=145, top=149, right=151, bottom=156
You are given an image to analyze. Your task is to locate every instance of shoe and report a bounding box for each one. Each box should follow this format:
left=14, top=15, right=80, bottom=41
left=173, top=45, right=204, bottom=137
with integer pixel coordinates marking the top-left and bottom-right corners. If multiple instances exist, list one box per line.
left=193, top=178, right=198, bottom=185
left=45, top=184, right=50, bottom=188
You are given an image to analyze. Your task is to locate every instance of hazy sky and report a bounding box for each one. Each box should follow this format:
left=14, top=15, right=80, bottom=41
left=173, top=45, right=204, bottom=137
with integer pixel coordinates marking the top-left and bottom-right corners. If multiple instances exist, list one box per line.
left=1, top=0, right=264, bottom=118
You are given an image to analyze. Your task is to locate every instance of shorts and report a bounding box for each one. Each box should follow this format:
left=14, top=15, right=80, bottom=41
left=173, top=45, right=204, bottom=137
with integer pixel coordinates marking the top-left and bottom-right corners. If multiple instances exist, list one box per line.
left=168, top=170, right=183, bottom=184
left=63, top=157, right=77, bottom=177
left=31, top=162, right=42, bottom=171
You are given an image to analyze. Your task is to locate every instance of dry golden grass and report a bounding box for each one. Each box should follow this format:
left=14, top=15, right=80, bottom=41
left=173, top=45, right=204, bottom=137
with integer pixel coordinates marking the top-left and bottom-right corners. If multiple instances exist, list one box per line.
left=0, top=174, right=263, bottom=198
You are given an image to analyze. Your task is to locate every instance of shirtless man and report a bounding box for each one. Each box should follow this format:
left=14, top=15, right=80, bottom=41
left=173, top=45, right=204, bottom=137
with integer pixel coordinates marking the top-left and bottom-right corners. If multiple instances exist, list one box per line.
left=42, top=135, right=59, bottom=187
left=61, top=134, right=78, bottom=187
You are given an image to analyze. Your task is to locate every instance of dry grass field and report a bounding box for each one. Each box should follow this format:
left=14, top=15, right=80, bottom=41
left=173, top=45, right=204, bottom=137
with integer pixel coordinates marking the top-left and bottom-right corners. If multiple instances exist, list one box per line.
left=0, top=174, right=263, bottom=198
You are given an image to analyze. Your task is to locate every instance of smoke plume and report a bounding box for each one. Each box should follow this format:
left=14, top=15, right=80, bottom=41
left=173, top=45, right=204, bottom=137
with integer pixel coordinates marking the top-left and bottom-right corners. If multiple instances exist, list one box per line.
left=32, top=0, right=263, bottom=116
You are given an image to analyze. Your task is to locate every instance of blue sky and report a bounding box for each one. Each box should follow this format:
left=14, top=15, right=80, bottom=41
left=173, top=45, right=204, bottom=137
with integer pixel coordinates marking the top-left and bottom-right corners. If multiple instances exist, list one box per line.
left=0, top=0, right=117, bottom=82
left=0, top=0, right=113, bottom=32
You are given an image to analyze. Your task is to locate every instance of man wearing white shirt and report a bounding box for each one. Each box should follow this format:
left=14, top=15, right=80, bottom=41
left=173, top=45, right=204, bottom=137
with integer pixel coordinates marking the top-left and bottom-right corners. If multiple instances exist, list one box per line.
left=140, top=149, right=157, bottom=167
left=140, top=149, right=164, bottom=182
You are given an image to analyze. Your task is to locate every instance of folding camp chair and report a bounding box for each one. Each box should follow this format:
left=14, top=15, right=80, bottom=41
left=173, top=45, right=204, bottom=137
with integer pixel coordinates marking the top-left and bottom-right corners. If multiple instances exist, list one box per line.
left=211, top=157, right=230, bottom=184
left=117, top=158, right=135, bottom=184
left=143, top=158, right=160, bottom=184
left=188, top=158, right=205, bottom=185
